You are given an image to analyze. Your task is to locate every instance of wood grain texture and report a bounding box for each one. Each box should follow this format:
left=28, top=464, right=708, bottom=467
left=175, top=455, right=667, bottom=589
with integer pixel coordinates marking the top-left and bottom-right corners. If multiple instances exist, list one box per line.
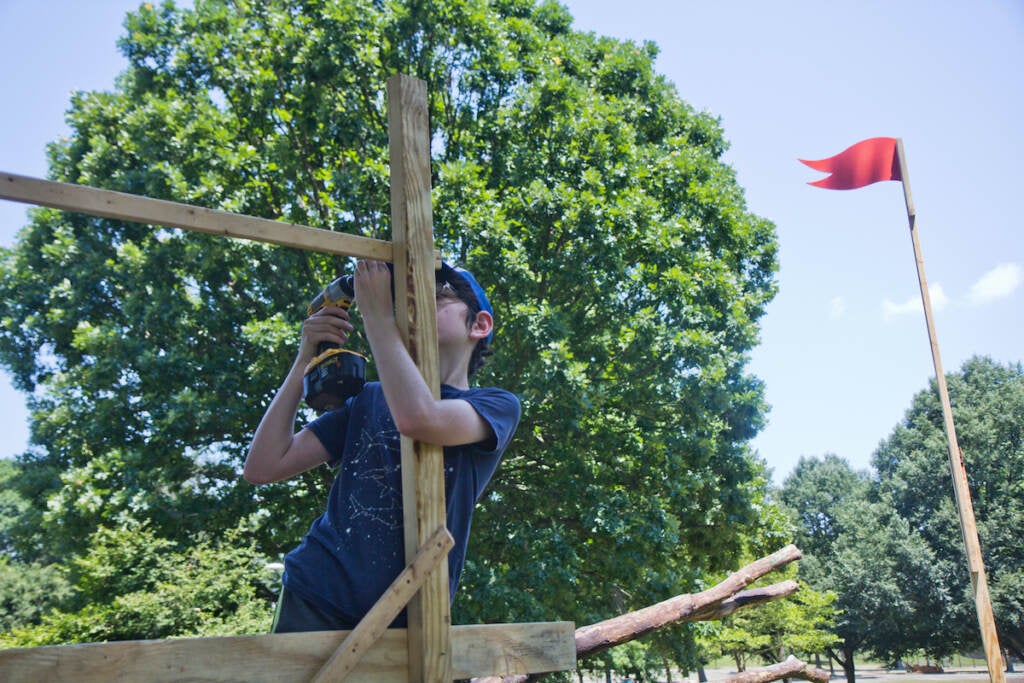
left=387, top=73, right=451, bottom=683
left=0, top=622, right=576, bottom=682
left=896, top=139, right=1006, bottom=683
left=0, top=171, right=392, bottom=259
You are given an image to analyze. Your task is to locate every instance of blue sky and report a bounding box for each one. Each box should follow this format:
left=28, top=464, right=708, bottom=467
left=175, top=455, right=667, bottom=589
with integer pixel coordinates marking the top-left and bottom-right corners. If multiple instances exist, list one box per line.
left=2, top=2, right=1022, bottom=484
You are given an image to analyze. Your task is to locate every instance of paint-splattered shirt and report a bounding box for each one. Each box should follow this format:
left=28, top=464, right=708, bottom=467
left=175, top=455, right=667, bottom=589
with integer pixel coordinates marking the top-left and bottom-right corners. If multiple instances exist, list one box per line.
left=282, top=381, right=520, bottom=626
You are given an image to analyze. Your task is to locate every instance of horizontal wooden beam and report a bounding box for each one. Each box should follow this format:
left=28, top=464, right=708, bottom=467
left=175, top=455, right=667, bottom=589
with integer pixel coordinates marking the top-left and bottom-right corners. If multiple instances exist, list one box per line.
left=0, top=622, right=576, bottom=682
left=1, top=171, right=393, bottom=260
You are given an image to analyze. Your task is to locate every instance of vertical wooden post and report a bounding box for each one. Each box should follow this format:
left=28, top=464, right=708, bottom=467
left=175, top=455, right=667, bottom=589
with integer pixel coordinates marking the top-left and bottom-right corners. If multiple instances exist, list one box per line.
left=896, top=139, right=1005, bottom=683
left=387, top=74, right=452, bottom=683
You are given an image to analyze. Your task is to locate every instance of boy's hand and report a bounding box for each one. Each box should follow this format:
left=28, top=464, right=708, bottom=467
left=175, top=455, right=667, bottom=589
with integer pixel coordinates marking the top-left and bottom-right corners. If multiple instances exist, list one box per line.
left=298, top=305, right=352, bottom=364
left=353, top=259, right=396, bottom=325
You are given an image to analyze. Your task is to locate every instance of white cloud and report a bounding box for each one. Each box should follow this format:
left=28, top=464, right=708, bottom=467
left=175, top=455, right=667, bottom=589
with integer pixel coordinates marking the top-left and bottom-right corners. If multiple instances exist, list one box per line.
left=968, top=263, right=1022, bottom=304
left=829, top=296, right=846, bottom=320
left=882, top=283, right=948, bottom=321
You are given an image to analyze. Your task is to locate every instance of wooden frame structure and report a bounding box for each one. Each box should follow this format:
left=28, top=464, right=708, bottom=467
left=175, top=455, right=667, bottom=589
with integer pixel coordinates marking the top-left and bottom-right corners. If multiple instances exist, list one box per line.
left=0, top=75, right=575, bottom=682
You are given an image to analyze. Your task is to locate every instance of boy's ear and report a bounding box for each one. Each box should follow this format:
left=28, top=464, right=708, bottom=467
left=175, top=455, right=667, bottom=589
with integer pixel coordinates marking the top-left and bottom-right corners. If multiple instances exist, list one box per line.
left=470, top=310, right=493, bottom=341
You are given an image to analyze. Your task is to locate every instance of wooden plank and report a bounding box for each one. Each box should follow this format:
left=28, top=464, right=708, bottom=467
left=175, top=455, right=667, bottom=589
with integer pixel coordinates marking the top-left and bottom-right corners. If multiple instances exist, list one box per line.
left=451, top=622, right=577, bottom=678
left=0, top=171, right=393, bottom=260
left=311, top=528, right=454, bottom=683
left=387, top=73, right=451, bottom=683
left=0, top=622, right=576, bottom=683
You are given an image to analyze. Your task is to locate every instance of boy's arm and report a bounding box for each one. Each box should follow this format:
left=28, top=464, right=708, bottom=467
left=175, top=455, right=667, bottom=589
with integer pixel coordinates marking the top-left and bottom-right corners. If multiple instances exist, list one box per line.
left=354, top=259, right=493, bottom=447
left=243, top=306, right=352, bottom=484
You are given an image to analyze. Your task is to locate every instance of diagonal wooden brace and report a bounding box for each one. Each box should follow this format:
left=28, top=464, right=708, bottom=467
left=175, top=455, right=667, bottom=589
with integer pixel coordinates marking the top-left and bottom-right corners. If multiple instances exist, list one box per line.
left=310, top=526, right=455, bottom=683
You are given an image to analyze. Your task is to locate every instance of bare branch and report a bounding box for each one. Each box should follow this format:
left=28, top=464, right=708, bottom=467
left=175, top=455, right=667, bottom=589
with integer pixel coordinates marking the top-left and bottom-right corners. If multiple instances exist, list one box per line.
left=575, top=545, right=802, bottom=658
left=472, top=546, right=805, bottom=683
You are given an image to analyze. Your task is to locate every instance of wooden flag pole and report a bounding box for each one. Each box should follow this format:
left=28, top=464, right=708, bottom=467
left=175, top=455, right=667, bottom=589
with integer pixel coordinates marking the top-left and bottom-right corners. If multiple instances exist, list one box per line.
left=895, top=139, right=1005, bottom=683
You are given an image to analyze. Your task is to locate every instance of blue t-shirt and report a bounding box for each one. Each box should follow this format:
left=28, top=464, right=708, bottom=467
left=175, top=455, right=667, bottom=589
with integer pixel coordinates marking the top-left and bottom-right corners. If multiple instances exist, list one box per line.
left=282, top=381, right=520, bottom=626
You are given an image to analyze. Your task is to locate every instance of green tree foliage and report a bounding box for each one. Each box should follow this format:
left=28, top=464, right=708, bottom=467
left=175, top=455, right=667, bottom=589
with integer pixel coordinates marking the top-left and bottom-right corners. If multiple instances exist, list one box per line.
left=1, top=521, right=274, bottom=647
left=0, top=0, right=778, bottom=662
left=0, top=459, right=73, bottom=635
left=831, top=498, right=959, bottom=668
left=874, top=356, right=1024, bottom=662
left=779, top=454, right=870, bottom=562
left=782, top=358, right=1024, bottom=678
left=0, top=558, right=72, bottom=636
left=0, top=459, right=29, bottom=556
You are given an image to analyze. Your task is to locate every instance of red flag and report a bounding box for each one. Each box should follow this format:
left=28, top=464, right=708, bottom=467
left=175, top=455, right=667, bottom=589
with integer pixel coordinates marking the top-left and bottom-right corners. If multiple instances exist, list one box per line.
left=800, top=137, right=902, bottom=190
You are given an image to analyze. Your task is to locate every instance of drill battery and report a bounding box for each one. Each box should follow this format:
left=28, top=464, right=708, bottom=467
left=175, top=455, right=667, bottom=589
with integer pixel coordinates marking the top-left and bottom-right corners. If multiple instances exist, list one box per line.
left=303, top=347, right=366, bottom=413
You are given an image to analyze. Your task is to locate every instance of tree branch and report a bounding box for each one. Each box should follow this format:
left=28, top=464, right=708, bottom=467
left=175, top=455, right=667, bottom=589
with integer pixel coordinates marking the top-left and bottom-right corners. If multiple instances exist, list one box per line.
left=472, top=545, right=804, bottom=683
left=705, top=580, right=800, bottom=621
left=575, top=544, right=802, bottom=658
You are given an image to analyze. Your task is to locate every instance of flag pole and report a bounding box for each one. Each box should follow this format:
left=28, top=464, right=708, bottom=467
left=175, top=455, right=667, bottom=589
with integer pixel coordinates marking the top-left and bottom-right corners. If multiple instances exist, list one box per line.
left=895, top=138, right=1005, bottom=683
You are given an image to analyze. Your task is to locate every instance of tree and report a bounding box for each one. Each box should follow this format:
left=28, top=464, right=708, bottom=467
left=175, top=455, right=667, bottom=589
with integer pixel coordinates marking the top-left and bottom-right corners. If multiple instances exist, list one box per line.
left=0, top=459, right=29, bottom=557
left=0, top=0, right=778, bottom=665
left=778, top=454, right=870, bottom=561
left=874, top=356, right=1024, bottom=662
left=779, top=457, right=953, bottom=682
left=0, top=459, right=73, bottom=636
left=783, top=358, right=1024, bottom=679
left=699, top=483, right=834, bottom=674
left=828, top=497, right=959, bottom=676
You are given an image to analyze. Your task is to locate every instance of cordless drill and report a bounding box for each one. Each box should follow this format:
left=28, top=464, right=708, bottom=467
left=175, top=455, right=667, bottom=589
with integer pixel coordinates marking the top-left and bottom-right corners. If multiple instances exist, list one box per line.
left=302, top=275, right=367, bottom=413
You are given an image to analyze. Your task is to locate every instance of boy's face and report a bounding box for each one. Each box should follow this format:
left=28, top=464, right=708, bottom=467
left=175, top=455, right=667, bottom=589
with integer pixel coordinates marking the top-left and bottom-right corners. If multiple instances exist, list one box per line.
left=435, top=278, right=488, bottom=349
left=435, top=280, right=472, bottom=342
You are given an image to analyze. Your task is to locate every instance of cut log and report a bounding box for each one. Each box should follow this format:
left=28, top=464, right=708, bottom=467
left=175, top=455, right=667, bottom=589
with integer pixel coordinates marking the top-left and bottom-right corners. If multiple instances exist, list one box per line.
left=575, top=544, right=802, bottom=658
left=719, top=655, right=830, bottom=683
left=473, top=545, right=804, bottom=683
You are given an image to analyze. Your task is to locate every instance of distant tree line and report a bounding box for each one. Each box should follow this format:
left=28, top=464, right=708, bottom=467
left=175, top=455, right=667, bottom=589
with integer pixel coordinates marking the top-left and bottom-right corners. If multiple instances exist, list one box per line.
left=778, top=356, right=1024, bottom=682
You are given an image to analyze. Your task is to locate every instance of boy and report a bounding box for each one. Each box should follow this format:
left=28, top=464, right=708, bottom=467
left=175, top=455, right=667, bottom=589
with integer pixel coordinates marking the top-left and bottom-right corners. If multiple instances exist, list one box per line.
left=244, top=259, right=519, bottom=632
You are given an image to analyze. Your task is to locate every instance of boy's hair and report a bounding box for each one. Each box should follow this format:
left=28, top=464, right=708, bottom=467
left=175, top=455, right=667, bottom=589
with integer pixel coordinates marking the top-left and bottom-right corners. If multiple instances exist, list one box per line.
left=441, top=273, right=493, bottom=377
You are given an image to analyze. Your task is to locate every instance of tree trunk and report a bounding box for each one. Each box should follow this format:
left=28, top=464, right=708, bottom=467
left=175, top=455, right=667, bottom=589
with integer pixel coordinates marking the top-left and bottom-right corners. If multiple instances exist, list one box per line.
left=840, top=647, right=856, bottom=683
left=1002, top=630, right=1024, bottom=667
left=825, top=647, right=851, bottom=683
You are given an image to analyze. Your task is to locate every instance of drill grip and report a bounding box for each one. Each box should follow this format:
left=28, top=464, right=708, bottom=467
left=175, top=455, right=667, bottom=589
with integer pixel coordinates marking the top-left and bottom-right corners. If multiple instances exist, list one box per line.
left=304, top=274, right=364, bottom=413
